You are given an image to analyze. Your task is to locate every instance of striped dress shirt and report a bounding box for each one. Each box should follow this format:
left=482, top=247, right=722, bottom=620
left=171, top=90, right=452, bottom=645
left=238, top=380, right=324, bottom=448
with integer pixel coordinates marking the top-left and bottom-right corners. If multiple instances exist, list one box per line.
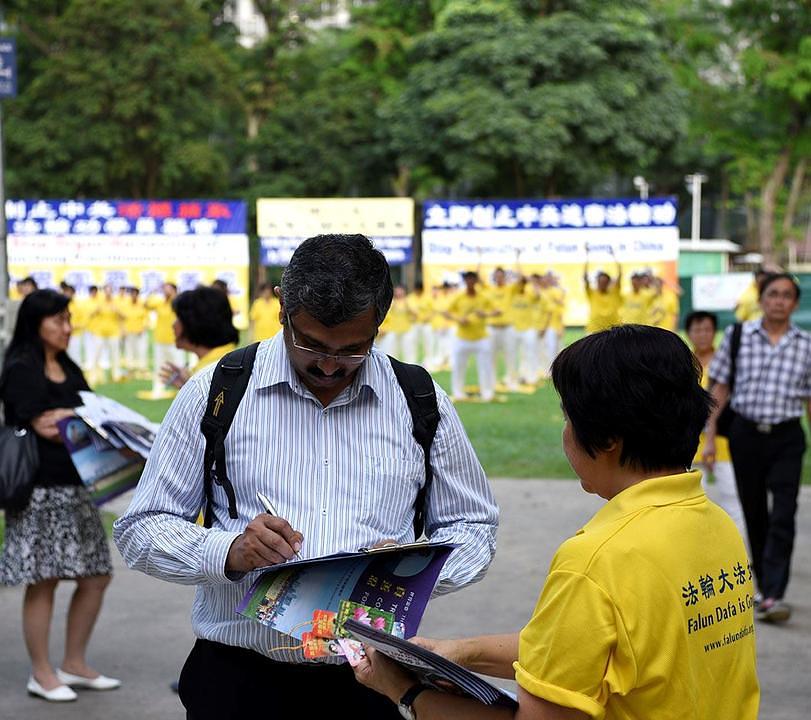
left=113, top=333, right=498, bottom=664
left=709, top=320, right=811, bottom=424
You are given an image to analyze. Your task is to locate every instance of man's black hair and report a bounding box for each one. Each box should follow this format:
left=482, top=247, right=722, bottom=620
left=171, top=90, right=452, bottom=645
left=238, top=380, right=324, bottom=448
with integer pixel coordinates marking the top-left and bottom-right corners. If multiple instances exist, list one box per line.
left=18, top=276, right=38, bottom=288
left=172, top=286, right=238, bottom=348
left=551, top=325, right=712, bottom=473
left=280, top=234, right=393, bottom=327
left=684, top=310, right=718, bottom=332
left=758, top=272, right=801, bottom=300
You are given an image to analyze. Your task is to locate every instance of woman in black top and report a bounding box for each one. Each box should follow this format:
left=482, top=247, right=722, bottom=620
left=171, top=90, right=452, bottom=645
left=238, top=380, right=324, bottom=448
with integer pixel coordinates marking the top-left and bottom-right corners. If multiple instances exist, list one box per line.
left=0, top=290, right=120, bottom=702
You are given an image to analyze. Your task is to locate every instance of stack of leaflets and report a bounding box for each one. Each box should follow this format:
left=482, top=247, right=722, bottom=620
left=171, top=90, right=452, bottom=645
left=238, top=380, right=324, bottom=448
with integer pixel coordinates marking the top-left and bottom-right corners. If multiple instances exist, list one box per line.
left=74, top=391, right=159, bottom=459
left=343, top=618, right=518, bottom=709
left=57, top=392, right=158, bottom=505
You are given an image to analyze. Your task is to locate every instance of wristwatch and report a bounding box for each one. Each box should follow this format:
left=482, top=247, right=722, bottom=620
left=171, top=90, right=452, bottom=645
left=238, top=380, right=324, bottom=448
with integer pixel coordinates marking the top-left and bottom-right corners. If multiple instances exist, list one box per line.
left=398, top=683, right=429, bottom=720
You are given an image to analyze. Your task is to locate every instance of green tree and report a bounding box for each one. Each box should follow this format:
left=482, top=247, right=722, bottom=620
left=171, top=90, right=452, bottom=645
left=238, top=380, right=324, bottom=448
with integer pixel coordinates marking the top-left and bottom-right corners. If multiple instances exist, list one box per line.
left=5, top=0, right=241, bottom=198
left=382, top=0, right=687, bottom=198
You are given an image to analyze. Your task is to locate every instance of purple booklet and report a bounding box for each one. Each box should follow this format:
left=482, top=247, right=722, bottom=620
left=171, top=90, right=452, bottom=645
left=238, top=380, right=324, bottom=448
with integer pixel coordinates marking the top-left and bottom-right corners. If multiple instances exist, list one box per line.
left=237, top=542, right=455, bottom=642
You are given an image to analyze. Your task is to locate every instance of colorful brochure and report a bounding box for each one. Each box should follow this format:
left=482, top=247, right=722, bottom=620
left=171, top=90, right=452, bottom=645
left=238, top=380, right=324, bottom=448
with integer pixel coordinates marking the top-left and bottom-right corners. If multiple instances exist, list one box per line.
left=57, top=416, right=144, bottom=506
left=237, top=541, right=455, bottom=646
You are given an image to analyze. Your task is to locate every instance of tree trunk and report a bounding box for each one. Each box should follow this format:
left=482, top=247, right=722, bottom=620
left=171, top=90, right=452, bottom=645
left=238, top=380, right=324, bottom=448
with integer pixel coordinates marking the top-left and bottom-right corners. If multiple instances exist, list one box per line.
left=744, top=192, right=757, bottom=249
left=782, top=157, right=807, bottom=240
left=718, top=169, right=729, bottom=239
left=759, top=148, right=791, bottom=265
left=391, top=164, right=411, bottom=197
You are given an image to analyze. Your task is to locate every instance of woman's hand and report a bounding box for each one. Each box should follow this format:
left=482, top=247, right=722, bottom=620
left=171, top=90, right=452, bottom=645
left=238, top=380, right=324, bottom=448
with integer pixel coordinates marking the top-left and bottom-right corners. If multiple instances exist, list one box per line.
left=409, top=636, right=469, bottom=666
left=351, top=646, right=415, bottom=705
left=159, top=362, right=189, bottom=389
left=31, top=408, right=76, bottom=441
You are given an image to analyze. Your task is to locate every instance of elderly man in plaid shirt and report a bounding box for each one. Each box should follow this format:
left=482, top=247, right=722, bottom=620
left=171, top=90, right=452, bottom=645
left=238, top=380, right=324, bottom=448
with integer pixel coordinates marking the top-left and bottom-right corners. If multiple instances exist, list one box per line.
left=704, top=273, right=811, bottom=624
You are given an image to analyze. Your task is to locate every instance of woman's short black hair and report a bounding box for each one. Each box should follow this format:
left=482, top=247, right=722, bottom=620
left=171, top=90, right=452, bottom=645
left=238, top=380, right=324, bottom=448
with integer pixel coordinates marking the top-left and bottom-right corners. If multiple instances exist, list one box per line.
left=551, top=325, right=712, bottom=472
left=281, top=234, right=393, bottom=327
left=684, top=310, right=718, bottom=332
left=172, top=286, right=238, bottom=348
left=758, top=272, right=801, bottom=300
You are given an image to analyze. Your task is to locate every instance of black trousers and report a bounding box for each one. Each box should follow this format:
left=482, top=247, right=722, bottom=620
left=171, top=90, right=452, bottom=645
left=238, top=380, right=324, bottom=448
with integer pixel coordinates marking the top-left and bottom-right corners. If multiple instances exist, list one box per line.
left=178, top=639, right=402, bottom=720
left=727, top=416, right=805, bottom=600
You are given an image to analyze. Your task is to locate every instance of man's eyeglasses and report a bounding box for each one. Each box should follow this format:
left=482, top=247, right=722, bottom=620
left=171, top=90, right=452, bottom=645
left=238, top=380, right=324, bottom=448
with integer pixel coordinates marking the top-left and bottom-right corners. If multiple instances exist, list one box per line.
left=285, top=313, right=370, bottom=367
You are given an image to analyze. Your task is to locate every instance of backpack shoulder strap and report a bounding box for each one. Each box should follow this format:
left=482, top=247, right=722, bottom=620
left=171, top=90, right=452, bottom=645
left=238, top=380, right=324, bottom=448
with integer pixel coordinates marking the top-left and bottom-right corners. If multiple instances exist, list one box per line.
left=387, top=356, right=440, bottom=539
left=728, top=322, right=743, bottom=393
left=200, top=343, right=259, bottom=528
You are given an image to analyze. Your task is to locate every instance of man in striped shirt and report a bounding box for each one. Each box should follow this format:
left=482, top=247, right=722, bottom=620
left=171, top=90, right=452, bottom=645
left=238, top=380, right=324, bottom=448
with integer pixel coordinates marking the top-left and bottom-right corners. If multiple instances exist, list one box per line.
left=114, top=234, right=498, bottom=719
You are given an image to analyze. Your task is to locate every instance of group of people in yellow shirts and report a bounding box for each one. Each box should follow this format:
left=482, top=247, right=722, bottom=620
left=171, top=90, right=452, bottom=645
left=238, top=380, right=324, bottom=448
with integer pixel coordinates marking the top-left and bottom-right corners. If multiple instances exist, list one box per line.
left=583, top=251, right=681, bottom=335
left=378, top=262, right=567, bottom=402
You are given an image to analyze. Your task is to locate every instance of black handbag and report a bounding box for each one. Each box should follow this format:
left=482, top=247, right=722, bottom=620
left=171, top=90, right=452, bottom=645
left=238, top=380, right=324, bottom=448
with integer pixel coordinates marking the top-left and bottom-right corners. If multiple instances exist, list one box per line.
left=714, top=322, right=743, bottom=439
left=0, top=426, right=39, bottom=511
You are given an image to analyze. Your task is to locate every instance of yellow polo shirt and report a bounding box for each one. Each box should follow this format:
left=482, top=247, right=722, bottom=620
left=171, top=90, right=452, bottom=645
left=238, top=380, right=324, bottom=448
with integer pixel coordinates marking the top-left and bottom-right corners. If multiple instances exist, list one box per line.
left=69, top=296, right=92, bottom=335
left=430, top=293, right=453, bottom=331
left=585, top=286, right=622, bottom=334
left=514, top=471, right=759, bottom=720
left=510, top=288, right=541, bottom=332
left=122, top=299, right=149, bottom=334
left=380, top=297, right=413, bottom=335
left=93, top=298, right=123, bottom=338
left=250, top=297, right=281, bottom=341
left=447, top=291, right=496, bottom=341
left=408, top=292, right=433, bottom=325
left=146, top=296, right=177, bottom=345
left=545, top=286, right=566, bottom=333
left=485, top=283, right=517, bottom=327
left=735, top=283, right=762, bottom=323
left=191, top=343, right=237, bottom=376
left=620, top=289, right=653, bottom=325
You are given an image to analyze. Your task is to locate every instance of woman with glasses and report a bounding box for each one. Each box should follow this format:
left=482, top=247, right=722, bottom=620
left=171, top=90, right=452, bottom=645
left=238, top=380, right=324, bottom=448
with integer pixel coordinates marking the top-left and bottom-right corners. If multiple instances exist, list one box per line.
left=0, top=289, right=120, bottom=702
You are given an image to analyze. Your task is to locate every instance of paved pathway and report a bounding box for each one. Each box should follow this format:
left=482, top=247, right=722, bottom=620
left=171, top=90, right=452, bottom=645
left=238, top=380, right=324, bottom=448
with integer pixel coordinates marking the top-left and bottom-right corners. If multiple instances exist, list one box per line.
left=1, top=480, right=808, bottom=719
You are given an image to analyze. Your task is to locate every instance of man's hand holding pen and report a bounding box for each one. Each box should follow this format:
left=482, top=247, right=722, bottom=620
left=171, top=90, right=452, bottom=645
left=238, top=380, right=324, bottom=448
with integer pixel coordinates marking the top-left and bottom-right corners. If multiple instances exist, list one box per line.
left=225, top=515, right=304, bottom=572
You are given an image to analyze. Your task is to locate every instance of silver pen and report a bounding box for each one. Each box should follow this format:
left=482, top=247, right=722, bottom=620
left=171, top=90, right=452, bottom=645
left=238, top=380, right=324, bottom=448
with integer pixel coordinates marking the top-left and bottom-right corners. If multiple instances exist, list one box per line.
left=256, top=491, right=303, bottom=561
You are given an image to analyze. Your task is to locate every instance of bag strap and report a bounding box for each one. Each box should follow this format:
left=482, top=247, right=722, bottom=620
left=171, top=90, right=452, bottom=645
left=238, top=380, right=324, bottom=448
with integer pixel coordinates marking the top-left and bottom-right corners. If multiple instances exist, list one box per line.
left=387, top=356, right=440, bottom=539
left=200, top=343, right=259, bottom=529
left=728, top=322, right=743, bottom=394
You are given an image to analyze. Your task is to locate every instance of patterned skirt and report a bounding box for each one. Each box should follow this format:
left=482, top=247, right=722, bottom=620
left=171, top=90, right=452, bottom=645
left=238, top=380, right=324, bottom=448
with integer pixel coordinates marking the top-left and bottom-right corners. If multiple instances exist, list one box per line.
left=0, top=485, right=112, bottom=586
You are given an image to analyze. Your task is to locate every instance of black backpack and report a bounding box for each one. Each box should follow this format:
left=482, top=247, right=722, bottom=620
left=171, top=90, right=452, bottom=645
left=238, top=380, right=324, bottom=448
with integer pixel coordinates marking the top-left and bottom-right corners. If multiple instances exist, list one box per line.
left=200, top=343, right=440, bottom=537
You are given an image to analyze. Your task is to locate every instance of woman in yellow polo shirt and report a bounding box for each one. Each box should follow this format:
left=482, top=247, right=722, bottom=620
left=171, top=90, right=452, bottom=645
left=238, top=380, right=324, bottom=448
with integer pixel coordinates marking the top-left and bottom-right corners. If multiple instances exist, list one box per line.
left=378, top=285, right=416, bottom=363
left=88, top=284, right=125, bottom=383
left=121, top=287, right=150, bottom=378
left=159, top=286, right=239, bottom=389
left=583, top=250, right=622, bottom=334
left=351, top=325, right=759, bottom=720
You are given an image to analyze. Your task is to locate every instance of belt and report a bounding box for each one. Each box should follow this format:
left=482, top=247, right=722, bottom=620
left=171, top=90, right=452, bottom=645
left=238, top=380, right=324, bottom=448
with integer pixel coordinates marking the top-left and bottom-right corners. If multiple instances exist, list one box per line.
left=737, top=416, right=801, bottom=435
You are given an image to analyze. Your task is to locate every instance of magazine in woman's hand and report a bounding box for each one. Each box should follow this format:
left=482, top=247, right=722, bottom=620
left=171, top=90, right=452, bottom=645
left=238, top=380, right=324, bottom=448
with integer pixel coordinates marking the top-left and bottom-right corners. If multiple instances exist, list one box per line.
left=343, top=618, right=518, bottom=708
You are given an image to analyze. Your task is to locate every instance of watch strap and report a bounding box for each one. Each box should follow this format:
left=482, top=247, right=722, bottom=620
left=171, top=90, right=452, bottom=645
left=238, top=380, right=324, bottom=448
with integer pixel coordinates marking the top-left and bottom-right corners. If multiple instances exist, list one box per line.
left=399, top=682, right=429, bottom=709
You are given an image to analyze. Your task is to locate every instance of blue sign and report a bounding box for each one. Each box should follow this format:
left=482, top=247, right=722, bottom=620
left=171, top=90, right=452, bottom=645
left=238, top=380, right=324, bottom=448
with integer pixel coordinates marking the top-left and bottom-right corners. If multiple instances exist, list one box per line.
left=5, top=199, right=247, bottom=236
left=423, top=197, right=678, bottom=231
left=0, top=38, right=17, bottom=99
left=260, top=235, right=413, bottom=266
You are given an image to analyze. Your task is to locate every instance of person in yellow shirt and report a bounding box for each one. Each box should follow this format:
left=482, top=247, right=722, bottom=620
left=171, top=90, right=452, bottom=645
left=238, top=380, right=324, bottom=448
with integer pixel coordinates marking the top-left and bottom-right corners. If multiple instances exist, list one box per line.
left=121, top=287, right=150, bottom=378
left=61, top=283, right=85, bottom=367
left=620, top=270, right=654, bottom=324
left=351, top=325, right=759, bottom=720
left=250, top=283, right=282, bottom=341
left=378, top=285, right=416, bottom=363
left=482, top=256, right=521, bottom=391
left=649, top=276, right=681, bottom=331
left=88, top=284, right=125, bottom=383
left=145, top=282, right=180, bottom=395
left=509, top=276, right=541, bottom=385
left=446, top=271, right=500, bottom=401
left=685, top=311, right=746, bottom=541
left=583, top=250, right=622, bottom=333
left=159, top=286, right=239, bottom=389
left=426, top=283, right=454, bottom=372
left=406, top=282, right=434, bottom=365
left=82, top=285, right=102, bottom=376
left=212, top=278, right=247, bottom=331
left=734, top=269, right=768, bottom=323
left=541, top=272, right=566, bottom=374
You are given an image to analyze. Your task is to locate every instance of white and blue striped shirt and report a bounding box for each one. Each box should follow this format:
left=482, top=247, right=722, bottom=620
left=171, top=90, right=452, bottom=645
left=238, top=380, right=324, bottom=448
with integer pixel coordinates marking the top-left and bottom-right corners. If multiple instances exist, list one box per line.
left=113, top=334, right=498, bottom=663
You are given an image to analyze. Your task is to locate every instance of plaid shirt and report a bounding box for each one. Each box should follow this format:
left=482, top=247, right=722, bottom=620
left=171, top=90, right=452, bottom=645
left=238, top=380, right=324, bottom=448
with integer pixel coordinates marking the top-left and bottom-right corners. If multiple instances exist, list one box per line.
left=709, top=320, right=811, bottom=424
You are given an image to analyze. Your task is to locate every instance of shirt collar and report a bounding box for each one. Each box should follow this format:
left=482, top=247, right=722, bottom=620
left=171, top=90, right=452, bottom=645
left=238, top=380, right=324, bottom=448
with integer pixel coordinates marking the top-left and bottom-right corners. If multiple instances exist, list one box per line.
left=253, top=332, right=384, bottom=403
left=577, top=470, right=704, bottom=535
left=749, top=319, right=801, bottom=339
